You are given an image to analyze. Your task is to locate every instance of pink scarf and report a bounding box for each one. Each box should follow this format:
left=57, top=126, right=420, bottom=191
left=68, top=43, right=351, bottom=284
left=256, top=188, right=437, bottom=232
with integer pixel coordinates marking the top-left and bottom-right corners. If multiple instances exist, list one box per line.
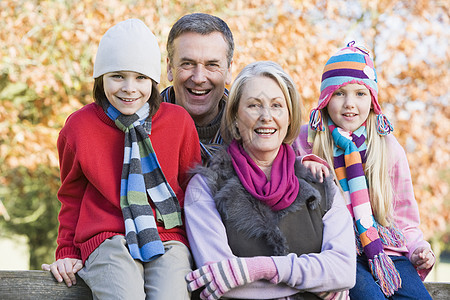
left=227, top=140, right=299, bottom=211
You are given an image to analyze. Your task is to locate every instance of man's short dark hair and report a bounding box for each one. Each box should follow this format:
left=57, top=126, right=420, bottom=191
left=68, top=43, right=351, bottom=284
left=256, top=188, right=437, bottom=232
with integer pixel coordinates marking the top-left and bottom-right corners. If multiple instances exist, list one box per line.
left=167, top=13, right=234, bottom=66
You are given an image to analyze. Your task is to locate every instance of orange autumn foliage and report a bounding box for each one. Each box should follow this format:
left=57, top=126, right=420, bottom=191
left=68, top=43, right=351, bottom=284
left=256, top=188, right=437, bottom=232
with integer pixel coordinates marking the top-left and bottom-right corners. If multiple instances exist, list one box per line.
left=0, top=0, right=448, bottom=267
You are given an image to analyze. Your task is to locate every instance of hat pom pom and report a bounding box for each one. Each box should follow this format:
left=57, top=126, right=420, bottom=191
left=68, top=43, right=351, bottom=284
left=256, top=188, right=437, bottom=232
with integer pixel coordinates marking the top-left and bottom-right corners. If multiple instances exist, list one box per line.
left=309, top=109, right=324, bottom=131
left=376, top=114, right=393, bottom=136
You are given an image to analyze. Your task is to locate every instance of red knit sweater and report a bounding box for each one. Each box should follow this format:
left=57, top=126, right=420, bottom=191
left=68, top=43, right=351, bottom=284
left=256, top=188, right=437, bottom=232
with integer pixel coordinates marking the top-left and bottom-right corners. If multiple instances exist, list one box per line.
left=55, top=102, right=201, bottom=262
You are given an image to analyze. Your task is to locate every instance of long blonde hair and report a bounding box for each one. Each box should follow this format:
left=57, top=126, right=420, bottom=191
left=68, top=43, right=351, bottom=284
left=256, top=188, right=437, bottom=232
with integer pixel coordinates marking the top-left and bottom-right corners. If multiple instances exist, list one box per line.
left=312, top=110, right=393, bottom=227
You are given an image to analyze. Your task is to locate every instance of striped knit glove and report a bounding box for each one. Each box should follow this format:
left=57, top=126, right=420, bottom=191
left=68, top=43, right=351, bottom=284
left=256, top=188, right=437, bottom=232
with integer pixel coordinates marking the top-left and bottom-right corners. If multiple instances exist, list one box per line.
left=186, top=256, right=278, bottom=300
left=315, top=290, right=349, bottom=300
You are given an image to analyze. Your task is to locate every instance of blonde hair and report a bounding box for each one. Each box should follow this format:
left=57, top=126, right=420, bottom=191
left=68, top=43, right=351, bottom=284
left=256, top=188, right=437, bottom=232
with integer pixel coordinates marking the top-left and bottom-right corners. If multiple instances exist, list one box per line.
left=222, top=61, right=301, bottom=145
left=312, top=110, right=393, bottom=226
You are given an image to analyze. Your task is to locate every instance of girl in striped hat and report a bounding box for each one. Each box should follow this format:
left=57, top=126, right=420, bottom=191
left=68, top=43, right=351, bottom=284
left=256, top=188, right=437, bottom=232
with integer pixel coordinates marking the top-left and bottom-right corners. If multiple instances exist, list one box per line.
left=294, top=41, right=434, bottom=299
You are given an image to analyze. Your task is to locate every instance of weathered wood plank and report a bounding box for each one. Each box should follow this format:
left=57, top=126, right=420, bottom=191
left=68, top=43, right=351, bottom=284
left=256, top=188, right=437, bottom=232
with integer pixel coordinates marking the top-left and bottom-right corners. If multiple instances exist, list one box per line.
left=0, top=270, right=92, bottom=300
left=0, top=270, right=448, bottom=300
left=424, top=282, right=450, bottom=300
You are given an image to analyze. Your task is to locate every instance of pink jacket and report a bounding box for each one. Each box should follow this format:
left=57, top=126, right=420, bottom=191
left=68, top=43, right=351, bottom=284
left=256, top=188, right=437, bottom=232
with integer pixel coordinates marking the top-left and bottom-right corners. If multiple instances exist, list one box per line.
left=293, top=125, right=434, bottom=280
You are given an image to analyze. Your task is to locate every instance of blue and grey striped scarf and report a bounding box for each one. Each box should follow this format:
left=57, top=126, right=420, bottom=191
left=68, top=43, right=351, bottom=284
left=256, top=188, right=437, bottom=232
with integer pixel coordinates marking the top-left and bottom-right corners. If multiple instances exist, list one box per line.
left=105, top=102, right=182, bottom=262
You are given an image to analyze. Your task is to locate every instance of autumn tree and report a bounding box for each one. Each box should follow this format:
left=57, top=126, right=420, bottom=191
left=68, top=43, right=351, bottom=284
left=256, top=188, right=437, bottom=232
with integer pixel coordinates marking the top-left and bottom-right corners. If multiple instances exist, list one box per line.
left=0, top=0, right=448, bottom=269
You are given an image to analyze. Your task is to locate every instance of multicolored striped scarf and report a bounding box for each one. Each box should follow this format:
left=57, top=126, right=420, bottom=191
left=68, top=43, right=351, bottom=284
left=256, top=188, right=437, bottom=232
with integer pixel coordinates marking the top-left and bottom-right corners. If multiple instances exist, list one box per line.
left=105, top=103, right=182, bottom=262
left=329, top=119, right=401, bottom=297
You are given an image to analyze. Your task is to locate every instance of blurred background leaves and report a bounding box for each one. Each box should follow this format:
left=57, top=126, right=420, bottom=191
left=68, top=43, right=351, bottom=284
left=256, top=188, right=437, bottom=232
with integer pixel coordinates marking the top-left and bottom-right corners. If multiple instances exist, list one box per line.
left=0, top=0, right=448, bottom=270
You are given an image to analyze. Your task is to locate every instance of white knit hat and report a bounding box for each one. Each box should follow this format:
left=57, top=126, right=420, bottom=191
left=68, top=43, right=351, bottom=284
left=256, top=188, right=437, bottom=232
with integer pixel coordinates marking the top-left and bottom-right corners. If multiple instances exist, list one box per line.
left=93, top=19, right=161, bottom=83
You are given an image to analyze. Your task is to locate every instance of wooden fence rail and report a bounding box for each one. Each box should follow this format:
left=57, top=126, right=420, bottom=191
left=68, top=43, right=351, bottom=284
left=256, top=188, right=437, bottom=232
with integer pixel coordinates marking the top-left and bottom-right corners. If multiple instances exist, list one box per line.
left=0, top=270, right=448, bottom=299
left=0, top=270, right=91, bottom=300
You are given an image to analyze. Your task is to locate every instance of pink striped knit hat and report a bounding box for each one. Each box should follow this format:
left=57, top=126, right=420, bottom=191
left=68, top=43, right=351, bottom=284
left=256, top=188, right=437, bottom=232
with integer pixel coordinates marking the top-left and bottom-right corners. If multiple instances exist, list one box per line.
left=309, top=41, right=393, bottom=136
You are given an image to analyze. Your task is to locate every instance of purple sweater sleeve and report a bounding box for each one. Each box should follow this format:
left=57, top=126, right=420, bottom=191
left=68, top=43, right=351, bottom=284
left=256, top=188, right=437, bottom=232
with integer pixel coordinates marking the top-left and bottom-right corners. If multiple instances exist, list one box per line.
left=185, top=174, right=356, bottom=298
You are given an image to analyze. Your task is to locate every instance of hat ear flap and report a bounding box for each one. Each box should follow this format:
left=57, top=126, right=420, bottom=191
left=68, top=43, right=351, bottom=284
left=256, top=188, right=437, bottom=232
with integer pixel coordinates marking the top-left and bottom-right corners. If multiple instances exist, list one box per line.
left=309, top=108, right=324, bottom=131
left=376, top=114, right=393, bottom=135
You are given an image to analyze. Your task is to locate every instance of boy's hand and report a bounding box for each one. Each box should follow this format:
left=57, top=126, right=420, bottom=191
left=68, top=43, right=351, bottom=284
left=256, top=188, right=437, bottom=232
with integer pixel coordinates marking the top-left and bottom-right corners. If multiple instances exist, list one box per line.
left=42, top=258, right=83, bottom=287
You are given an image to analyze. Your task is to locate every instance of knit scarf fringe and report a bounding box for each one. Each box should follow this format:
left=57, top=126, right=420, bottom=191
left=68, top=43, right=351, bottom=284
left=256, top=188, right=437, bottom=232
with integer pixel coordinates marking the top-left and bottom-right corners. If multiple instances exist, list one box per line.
left=369, top=253, right=402, bottom=296
left=355, top=222, right=406, bottom=255
left=378, top=223, right=405, bottom=247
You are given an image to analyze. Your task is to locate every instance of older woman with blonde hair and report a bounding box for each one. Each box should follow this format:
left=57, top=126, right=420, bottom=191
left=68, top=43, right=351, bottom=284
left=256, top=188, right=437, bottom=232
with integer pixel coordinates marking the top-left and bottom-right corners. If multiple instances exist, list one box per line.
left=184, top=61, right=356, bottom=300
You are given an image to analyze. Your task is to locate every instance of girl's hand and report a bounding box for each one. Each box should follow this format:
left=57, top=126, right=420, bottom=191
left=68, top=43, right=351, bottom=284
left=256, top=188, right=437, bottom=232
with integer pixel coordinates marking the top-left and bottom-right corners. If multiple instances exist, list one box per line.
left=410, top=247, right=435, bottom=270
left=42, top=258, right=83, bottom=287
left=302, top=160, right=330, bottom=183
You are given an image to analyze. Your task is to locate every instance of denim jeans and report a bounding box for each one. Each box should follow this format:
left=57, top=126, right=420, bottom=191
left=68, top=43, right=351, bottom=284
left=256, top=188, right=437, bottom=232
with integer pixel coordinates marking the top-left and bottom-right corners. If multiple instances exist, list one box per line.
left=349, top=254, right=431, bottom=300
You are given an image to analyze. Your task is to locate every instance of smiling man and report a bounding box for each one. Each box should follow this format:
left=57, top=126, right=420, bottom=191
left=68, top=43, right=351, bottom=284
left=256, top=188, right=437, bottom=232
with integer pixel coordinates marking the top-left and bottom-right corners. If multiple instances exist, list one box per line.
left=162, top=13, right=234, bottom=163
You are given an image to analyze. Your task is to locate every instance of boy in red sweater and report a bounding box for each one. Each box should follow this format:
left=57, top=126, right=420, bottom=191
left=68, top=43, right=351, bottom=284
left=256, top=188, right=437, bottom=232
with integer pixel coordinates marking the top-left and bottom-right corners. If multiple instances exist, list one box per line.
left=42, top=19, right=201, bottom=299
